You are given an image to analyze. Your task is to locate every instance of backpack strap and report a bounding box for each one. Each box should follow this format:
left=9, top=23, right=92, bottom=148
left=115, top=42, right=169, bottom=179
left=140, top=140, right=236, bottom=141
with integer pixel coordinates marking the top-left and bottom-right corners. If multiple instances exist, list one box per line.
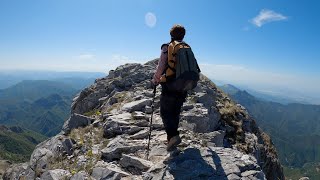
left=161, top=43, right=169, bottom=54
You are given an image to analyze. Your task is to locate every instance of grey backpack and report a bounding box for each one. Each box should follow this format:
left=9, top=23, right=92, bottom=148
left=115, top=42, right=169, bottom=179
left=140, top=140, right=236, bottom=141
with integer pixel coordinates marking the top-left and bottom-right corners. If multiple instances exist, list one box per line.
left=164, top=41, right=201, bottom=92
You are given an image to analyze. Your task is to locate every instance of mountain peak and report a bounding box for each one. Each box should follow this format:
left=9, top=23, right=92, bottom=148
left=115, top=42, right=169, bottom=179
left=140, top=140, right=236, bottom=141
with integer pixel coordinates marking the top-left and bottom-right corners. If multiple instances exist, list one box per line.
left=219, top=84, right=241, bottom=95
left=4, top=59, right=284, bottom=180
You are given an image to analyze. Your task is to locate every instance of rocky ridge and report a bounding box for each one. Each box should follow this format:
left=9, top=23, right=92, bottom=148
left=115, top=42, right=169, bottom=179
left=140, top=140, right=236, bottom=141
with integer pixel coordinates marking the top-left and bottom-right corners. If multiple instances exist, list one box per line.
left=3, top=59, right=284, bottom=180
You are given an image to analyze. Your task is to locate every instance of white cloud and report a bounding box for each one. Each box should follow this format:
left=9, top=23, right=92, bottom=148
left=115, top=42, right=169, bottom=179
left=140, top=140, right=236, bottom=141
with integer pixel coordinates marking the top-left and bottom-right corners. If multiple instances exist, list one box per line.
left=251, top=9, right=288, bottom=27
left=77, top=53, right=95, bottom=60
left=145, top=12, right=157, bottom=28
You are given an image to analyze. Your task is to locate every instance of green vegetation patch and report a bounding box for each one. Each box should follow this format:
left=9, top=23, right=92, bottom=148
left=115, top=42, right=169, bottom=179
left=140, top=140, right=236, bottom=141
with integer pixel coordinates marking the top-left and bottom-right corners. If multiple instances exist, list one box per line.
left=0, top=128, right=46, bottom=163
left=84, top=109, right=101, bottom=117
left=50, top=125, right=107, bottom=175
left=284, top=163, right=320, bottom=180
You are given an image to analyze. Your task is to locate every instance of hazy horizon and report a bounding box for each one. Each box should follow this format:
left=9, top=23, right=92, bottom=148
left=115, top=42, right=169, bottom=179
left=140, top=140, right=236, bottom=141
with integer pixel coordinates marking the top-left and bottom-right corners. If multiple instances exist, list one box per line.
left=1, top=66, right=319, bottom=105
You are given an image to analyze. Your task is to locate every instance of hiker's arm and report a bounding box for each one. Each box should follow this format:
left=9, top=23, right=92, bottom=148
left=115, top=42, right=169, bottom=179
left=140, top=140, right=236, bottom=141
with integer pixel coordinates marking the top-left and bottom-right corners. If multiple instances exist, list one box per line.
left=153, top=46, right=168, bottom=84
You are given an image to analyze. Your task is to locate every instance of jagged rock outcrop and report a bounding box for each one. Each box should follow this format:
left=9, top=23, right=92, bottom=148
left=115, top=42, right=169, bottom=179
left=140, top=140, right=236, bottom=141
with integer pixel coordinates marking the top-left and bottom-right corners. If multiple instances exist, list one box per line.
left=3, top=59, right=284, bottom=180
left=62, top=113, right=96, bottom=134
left=0, top=160, right=11, bottom=179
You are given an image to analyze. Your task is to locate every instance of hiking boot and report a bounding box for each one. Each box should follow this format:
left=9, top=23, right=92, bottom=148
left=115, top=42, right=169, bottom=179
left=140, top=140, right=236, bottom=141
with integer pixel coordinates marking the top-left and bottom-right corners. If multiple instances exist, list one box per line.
left=166, top=135, right=181, bottom=151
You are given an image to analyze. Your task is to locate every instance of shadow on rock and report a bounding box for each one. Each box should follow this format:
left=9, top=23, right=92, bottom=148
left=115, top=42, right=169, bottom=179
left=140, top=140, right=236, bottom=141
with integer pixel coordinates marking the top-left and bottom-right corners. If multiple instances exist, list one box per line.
left=166, top=148, right=227, bottom=180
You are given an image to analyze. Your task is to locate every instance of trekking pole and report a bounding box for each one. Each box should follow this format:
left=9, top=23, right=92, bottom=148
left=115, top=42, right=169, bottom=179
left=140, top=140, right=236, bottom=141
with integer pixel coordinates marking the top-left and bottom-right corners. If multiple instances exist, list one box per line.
left=146, top=84, right=157, bottom=160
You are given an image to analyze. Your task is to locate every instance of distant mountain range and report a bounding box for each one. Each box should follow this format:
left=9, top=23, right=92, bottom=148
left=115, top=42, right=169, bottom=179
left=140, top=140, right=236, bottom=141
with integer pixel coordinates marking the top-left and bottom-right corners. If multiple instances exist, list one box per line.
left=220, top=84, right=320, bottom=177
left=0, top=125, right=46, bottom=162
left=0, top=70, right=105, bottom=89
left=0, top=80, right=77, bottom=136
left=0, top=72, right=103, bottom=163
left=219, top=84, right=320, bottom=178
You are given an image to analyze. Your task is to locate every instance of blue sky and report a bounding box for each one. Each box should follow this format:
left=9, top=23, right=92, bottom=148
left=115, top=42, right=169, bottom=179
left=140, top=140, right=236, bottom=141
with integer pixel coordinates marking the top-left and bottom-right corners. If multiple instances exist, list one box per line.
left=0, top=0, right=319, bottom=98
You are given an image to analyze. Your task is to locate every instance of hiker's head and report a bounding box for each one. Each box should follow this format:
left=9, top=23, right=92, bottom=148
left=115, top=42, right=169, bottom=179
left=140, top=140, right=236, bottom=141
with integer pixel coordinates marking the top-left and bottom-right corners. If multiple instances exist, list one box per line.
left=170, top=24, right=185, bottom=41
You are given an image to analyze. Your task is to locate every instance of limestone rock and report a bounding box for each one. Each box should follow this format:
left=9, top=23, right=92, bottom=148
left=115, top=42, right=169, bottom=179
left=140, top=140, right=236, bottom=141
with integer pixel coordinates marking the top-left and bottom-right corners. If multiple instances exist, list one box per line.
left=130, top=129, right=149, bottom=139
left=62, top=113, right=95, bottom=134
left=101, top=136, right=145, bottom=162
left=40, top=169, right=71, bottom=180
left=181, top=104, right=220, bottom=132
left=62, top=138, right=75, bottom=155
left=70, top=171, right=89, bottom=180
left=145, top=106, right=153, bottom=114
left=241, top=170, right=265, bottom=179
left=203, top=130, right=226, bottom=147
left=227, top=173, right=241, bottom=180
left=120, top=154, right=153, bottom=173
left=29, top=135, right=67, bottom=174
left=3, top=163, right=34, bottom=180
left=108, top=113, right=132, bottom=122
left=91, top=167, right=129, bottom=180
left=132, top=111, right=147, bottom=120
left=103, top=120, right=123, bottom=138
left=0, top=160, right=11, bottom=179
left=122, top=99, right=152, bottom=112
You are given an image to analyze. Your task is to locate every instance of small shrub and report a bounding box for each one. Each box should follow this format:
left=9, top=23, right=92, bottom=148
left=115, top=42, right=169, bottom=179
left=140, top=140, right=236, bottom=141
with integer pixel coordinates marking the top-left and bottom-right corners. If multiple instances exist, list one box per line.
left=84, top=109, right=101, bottom=117
left=87, top=149, right=93, bottom=157
left=71, top=170, right=77, bottom=175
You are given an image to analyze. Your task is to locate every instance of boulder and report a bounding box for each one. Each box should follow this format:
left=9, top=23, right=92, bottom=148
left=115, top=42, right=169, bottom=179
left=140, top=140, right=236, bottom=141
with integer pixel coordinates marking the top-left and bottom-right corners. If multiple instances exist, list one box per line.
left=0, top=160, right=11, bottom=178
left=30, top=148, right=54, bottom=173
left=71, top=87, right=97, bottom=114
left=70, top=171, right=89, bottom=180
left=194, top=92, right=215, bottom=108
left=107, top=112, right=132, bottom=122
left=130, top=129, right=149, bottom=139
left=103, top=121, right=123, bottom=138
left=62, top=113, right=95, bottom=134
left=29, top=135, right=66, bottom=174
left=120, top=154, right=153, bottom=172
left=91, top=167, right=129, bottom=180
left=3, top=163, right=35, bottom=180
left=62, top=138, right=75, bottom=155
left=241, top=170, right=265, bottom=179
left=122, top=99, right=152, bottom=112
left=134, top=120, right=149, bottom=127
left=203, top=130, right=226, bottom=147
left=40, top=169, right=71, bottom=180
left=132, top=111, right=147, bottom=120
left=227, top=173, right=241, bottom=180
left=101, top=136, right=145, bottom=162
left=145, top=106, right=153, bottom=114
left=181, top=104, right=220, bottom=133
left=123, top=126, right=144, bottom=135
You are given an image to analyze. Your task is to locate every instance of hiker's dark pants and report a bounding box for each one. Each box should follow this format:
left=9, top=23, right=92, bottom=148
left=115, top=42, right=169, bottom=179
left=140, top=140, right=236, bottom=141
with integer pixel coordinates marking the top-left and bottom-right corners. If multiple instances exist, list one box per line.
left=160, top=88, right=187, bottom=141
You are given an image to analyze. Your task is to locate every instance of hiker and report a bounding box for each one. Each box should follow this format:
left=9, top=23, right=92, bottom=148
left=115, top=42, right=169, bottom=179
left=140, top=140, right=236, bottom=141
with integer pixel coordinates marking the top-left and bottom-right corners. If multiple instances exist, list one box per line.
left=152, top=24, right=200, bottom=151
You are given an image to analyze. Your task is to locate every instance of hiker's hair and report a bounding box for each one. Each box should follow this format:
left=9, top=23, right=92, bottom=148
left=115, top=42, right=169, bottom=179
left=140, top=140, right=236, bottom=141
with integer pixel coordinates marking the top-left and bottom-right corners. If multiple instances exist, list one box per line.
left=170, top=24, right=185, bottom=41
